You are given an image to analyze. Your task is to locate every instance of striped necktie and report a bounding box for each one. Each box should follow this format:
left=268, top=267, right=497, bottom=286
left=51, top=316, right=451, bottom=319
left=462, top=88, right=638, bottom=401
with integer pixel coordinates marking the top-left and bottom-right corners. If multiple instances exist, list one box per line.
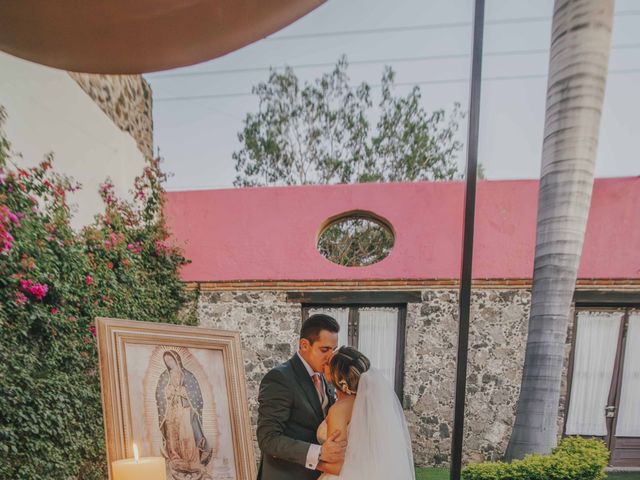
left=312, top=373, right=328, bottom=414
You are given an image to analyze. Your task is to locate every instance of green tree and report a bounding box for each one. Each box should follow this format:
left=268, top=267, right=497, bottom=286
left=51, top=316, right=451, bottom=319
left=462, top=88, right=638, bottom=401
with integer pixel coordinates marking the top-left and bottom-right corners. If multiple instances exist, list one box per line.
left=233, top=57, right=463, bottom=187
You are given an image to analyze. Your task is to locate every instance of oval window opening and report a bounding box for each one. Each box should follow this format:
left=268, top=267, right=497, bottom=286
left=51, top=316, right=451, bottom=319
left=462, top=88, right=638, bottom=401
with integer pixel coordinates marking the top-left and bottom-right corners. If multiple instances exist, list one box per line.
left=317, top=214, right=395, bottom=267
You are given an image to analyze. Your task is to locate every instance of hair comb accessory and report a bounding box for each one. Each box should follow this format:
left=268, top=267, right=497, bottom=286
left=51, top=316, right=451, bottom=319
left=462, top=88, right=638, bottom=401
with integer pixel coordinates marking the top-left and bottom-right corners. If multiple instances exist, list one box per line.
left=337, top=379, right=355, bottom=395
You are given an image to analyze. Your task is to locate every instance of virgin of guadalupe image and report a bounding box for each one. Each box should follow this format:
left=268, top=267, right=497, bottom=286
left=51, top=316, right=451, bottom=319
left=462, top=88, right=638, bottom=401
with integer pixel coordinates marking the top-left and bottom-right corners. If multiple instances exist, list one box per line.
left=156, top=350, right=213, bottom=479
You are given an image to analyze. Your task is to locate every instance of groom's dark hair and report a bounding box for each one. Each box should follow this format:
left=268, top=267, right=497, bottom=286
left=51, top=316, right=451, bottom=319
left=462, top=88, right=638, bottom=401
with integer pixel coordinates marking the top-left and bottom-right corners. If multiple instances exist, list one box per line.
left=300, top=314, right=340, bottom=344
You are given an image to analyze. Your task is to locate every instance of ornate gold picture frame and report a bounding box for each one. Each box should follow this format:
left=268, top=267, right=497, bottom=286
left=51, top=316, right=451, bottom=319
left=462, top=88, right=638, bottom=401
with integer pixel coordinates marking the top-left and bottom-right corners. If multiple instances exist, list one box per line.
left=96, top=317, right=256, bottom=480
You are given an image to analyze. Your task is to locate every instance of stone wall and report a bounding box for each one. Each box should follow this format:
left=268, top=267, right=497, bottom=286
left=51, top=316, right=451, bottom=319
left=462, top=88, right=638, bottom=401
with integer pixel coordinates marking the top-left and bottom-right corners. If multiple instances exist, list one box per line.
left=404, top=289, right=532, bottom=465
left=198, top=291, right=301, bottom=460
left=196, top=288, right=574, bottom=467
left=68, top=73, right=153, bottom=158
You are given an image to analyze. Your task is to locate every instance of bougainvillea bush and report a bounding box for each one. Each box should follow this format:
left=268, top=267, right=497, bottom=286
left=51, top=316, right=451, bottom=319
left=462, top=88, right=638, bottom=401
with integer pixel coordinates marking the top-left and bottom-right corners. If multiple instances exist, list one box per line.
left=0, top=107, right=195, bottom=479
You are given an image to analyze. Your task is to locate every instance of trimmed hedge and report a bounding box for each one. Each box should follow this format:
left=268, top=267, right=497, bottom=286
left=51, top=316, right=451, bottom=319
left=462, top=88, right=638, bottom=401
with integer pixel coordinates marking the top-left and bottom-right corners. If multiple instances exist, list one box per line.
left=462, top=437, right=609, bottom=480
left=0, top=107, right=195, bottom=479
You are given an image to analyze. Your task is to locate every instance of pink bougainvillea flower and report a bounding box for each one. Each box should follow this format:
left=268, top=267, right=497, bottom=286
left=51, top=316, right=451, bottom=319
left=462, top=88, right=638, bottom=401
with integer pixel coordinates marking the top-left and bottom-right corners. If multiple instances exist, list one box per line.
left=17, top=279, right=48, bottom=300
left=7, top=211, right=19, bottom=224
left=155, top=240, right=172, bottom=255
left=15, top=291, right=27, bottom=306
left=31, top=284, right=48, bottom=300
left=0, top=229, right=14, bottom=253
left=85, top=275, right=94, bottom=286
left=30, top=284, right=48, bottom=300
left=1, top=205, right=21, bottom=228
left=50, top=307, right=59, bottom=315
left=67, top=181, right=81, bottom=193
left=127, top=242, right=142, bottom=254
left=1, top=206, right=20, bottom=254
left=99, top=181, right=116, bottom=205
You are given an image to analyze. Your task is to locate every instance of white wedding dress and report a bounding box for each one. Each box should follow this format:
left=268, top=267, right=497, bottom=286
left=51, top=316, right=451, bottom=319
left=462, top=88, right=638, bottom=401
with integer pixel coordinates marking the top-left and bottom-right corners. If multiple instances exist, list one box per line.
left=317, top=368, right=415, bottom=480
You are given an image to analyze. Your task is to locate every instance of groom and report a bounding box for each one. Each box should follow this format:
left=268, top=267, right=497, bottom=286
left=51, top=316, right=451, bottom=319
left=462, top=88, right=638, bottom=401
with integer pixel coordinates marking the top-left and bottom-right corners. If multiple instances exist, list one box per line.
left=256, top=314, right=346, bottom=480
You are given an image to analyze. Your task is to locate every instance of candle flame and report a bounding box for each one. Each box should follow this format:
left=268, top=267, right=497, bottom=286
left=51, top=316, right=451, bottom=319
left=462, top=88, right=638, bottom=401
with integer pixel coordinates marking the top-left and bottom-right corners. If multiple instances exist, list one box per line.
left=133, top=443, right=139, bottom=463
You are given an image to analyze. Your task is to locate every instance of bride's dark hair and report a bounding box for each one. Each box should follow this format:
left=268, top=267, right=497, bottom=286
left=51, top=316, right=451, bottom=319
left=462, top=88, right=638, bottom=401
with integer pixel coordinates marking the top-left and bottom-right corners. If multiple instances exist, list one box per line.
left=329, top=346, right=370, bottom=395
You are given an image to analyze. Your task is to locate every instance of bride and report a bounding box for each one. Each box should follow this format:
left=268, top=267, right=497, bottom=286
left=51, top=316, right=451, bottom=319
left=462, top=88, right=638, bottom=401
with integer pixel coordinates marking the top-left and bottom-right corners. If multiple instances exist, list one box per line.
left=316, top=346, right=415, bottom=480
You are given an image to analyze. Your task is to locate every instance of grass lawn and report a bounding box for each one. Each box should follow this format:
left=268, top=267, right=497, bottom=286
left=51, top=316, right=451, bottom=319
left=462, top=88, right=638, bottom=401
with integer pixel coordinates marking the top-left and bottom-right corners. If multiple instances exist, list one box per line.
left=415, top=468, right=640, bottom=480
left=415, top=468, right=448, bottom=480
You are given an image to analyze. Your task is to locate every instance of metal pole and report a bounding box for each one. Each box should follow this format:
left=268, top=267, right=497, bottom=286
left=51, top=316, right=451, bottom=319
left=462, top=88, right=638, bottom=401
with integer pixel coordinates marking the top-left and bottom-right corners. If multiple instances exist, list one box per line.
left=450, top=1, right=484, bottom=479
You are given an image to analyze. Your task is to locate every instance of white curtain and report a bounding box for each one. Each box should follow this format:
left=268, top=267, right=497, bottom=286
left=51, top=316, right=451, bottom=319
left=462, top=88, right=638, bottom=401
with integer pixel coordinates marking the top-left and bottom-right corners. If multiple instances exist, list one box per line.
left=357, top=307, right=398, bottom=388
left=565, top=311, right=622, bottom=436
left=308, top=307, right=349, bottom=348
left=615, top=312, right=640, bottom=437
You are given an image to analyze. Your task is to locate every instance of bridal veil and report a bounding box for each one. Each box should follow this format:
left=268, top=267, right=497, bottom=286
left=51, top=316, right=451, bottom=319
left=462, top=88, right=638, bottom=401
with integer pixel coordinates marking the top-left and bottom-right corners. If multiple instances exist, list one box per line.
left=338, top=368, right=415, bottom=480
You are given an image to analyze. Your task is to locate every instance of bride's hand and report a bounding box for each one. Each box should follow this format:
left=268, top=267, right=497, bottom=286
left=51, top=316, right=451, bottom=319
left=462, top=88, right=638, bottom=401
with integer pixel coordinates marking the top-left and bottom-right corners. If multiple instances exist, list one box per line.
left=319, top=429, right=347, bottom=464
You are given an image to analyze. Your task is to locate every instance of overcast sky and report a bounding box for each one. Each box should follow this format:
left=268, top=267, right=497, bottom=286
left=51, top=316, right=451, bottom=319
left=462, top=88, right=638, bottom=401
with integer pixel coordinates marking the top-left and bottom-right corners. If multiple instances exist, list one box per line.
left=146, top=0, right=640, bottom=191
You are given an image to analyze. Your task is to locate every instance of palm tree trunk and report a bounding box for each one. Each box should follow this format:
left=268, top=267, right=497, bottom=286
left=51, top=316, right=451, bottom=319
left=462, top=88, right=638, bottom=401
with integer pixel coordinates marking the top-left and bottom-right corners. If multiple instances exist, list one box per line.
left=505, top=0, right=614, bottom=460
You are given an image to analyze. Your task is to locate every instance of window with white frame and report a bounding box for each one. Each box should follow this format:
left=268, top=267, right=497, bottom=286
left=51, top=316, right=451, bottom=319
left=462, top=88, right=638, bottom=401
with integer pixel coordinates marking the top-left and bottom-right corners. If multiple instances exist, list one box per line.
left=303, top=304, right=406, bottom=399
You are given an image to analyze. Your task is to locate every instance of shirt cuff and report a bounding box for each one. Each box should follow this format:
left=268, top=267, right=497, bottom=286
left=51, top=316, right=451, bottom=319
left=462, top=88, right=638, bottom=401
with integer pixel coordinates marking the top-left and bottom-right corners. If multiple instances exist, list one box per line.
left=305, top=443, right=322, bottom=470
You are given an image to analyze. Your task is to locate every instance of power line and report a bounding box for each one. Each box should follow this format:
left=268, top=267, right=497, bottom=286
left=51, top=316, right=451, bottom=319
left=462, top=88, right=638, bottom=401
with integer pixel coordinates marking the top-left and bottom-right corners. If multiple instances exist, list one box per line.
left=395, top=68, right=640, bottom=87
left=150, top=43, right=640, bottom=80
left=154, top=68, right=640, bottom=102
left=151, top=53, right=471, bottom=79
left=263, top=10, right=640, bottom=41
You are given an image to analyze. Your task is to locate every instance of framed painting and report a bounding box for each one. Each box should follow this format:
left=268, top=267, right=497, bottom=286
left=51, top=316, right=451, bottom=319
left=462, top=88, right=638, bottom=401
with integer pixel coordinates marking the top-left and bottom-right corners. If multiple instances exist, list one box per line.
left=96, top=317, right=256, bottom=480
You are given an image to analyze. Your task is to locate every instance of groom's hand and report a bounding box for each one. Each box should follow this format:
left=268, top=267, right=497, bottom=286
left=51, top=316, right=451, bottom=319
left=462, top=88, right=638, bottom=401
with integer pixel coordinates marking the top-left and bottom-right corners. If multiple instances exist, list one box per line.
left=319, top=430, right=347, bottom=463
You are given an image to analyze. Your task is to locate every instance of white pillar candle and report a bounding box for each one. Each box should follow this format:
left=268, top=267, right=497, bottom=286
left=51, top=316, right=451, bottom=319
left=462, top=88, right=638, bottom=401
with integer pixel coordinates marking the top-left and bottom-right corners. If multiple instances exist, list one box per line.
left=112, top=444, right=166, bottom=480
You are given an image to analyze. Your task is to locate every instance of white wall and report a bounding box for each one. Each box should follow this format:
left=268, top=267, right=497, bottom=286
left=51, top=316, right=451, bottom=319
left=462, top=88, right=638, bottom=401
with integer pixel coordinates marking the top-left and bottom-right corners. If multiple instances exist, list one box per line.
left=0, top=52, right=146, bottom=229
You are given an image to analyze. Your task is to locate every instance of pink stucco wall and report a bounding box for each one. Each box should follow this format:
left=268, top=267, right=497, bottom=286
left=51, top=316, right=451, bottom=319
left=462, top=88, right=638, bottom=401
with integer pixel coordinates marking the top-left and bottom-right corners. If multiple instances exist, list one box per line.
left=164, top=178, right=640, bottom=282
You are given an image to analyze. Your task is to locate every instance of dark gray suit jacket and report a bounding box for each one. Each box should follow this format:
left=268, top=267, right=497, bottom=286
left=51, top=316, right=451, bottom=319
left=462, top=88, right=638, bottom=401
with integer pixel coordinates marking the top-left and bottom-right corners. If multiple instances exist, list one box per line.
left=256, top=354, right=335, bottom=480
